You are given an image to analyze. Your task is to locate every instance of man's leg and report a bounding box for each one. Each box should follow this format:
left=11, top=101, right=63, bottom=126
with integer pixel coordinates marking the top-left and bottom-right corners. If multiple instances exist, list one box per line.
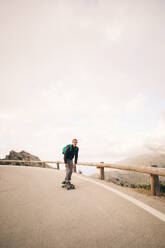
left=65, top=159, right=73, bottom=182
left=68, top=159, right=73, bottom=181
left=65, top=160, right=70, bottom=182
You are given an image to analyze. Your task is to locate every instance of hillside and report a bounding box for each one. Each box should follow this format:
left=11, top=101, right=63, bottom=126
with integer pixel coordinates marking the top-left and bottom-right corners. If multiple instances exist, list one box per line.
left=91, top=152, right=165, bottom=185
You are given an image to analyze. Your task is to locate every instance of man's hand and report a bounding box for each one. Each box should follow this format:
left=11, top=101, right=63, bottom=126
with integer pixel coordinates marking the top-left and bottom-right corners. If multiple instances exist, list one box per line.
left=65, top=163, right=68, bottom=168
left=73, top=163, right=76, bottom=169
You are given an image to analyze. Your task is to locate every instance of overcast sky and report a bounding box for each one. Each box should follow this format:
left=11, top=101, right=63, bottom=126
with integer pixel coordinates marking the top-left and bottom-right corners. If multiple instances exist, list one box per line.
left=0, top=0, right=165, bottom=163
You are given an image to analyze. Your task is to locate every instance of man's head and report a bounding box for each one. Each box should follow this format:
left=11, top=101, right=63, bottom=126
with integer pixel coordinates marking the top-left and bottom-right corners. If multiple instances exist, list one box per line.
left=72, top=138, right=78, bottom=147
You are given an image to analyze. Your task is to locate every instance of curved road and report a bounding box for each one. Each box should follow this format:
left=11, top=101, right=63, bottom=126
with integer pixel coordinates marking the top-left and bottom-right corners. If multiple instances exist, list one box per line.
left=0, top=166, right=165, bottom=248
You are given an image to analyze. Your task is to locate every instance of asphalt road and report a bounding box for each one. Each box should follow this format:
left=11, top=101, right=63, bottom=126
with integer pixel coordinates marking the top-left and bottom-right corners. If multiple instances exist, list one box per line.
left=0, top=165, right=165, bottom=248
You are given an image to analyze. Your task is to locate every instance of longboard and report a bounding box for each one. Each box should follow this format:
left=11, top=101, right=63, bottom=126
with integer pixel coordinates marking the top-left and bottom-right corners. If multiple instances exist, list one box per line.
left=61, top=183, right=75, bottom=190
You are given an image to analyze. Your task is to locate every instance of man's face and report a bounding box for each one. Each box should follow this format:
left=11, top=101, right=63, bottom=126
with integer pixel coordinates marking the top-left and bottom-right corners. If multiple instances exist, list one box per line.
left=72, top=140, right=78, bottom=147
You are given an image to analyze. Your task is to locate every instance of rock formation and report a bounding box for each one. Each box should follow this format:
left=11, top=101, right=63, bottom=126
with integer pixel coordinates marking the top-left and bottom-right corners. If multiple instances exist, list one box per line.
left=0, top=150, right=51, bottom=168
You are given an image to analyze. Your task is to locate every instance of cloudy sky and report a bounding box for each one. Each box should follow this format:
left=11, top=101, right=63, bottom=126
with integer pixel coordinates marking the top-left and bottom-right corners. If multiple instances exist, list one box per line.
left=0, top=0, right=165, bottom=163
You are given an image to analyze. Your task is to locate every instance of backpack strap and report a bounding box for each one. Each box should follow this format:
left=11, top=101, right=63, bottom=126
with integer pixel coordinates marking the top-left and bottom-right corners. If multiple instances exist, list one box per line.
left=66, top=144, right=72, bottom=152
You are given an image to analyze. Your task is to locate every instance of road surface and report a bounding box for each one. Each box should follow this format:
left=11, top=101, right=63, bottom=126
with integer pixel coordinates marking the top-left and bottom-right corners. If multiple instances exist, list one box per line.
left=0, top=165, right=165, bottom=248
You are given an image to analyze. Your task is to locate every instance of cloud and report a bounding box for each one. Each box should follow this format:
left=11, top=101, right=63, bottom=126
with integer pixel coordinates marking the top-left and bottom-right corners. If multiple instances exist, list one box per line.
left=146, top=144, right=165, bottom=154
left=144, top=114, right=165, bottom=154
left=0, top=111, right=14, bottom=120
left=124, top=93, right=147, bottom=112
left=0, top=0, right=165, bottom=163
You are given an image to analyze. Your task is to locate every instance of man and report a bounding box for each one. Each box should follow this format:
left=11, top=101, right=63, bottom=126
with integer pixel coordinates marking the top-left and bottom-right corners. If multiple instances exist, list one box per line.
left=62, top=138, right=79, bottom=185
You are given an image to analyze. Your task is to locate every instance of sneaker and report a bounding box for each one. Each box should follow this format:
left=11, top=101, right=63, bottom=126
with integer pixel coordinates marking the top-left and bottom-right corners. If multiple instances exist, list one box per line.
left=66, top=181, right=71, bottom=184
left=62, top=180, right=66, bottom=184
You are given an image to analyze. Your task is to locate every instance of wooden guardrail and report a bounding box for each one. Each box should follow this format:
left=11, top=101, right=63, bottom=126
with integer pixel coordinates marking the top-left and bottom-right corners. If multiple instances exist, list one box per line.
left=1, top=160, right=165, bottom=196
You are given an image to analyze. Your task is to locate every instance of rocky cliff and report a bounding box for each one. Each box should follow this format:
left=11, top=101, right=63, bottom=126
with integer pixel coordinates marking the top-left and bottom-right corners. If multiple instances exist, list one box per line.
left=0, top=150, right=51, bottom=168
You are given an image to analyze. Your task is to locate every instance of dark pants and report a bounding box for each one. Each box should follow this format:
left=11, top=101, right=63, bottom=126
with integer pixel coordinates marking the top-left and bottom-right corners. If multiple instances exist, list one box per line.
left=65, top=159, right=73, bottom=182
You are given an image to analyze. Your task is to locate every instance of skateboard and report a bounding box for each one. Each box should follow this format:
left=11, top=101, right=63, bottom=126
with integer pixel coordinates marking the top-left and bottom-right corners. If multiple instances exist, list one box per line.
left=61, top=183, right=75, bottom=190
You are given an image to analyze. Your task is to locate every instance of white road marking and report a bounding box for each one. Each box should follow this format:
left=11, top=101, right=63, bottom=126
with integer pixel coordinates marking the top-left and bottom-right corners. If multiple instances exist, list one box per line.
left=76, top=175, right=165, bottom=223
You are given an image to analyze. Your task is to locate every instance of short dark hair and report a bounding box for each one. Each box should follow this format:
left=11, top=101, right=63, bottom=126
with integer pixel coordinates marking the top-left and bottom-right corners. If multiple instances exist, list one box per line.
left=72, top=138, right=78, bottom=142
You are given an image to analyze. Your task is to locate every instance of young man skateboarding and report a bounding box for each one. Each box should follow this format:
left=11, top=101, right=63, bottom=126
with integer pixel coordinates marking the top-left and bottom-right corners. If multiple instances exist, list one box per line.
left=62, top=139, right=79, bottom=187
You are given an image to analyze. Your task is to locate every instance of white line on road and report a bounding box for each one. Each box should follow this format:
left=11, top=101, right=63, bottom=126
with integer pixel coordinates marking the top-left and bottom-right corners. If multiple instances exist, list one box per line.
left=77, top=175, right=165, bottom=223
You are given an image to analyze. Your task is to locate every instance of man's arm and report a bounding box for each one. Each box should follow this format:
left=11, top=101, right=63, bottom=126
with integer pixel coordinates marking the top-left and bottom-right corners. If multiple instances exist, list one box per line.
left=64, top=145, right=70, bottom=164
left=74, top=147, right=79, bottom=164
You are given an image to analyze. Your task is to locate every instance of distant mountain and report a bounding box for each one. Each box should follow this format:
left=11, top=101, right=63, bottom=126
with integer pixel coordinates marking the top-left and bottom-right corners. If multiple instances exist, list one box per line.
left=0, top=150, right=51, bottom=168
left=118, top=153, right=165, bottom=168
left=91, top=152, right=165, bottom=185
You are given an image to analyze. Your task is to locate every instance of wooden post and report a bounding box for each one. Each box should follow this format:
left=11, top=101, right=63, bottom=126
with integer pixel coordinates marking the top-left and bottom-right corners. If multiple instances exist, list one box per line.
left=150, top=174, right=156, bottom=196
left=57, top=163, right=59, bottom=170
left=42, top=162, right=45, bottom=168
left=100, top=167, right=104, bottom=180
left=100, top=162, right=104, bottom=180
left=97, top=162, right=105, bottom=180
left=150, top=165, right=160, bottom=196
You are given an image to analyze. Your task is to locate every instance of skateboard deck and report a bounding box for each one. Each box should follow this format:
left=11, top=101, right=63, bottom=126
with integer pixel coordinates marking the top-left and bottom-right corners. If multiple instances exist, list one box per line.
left=61, top=183, right=75, bottom=190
